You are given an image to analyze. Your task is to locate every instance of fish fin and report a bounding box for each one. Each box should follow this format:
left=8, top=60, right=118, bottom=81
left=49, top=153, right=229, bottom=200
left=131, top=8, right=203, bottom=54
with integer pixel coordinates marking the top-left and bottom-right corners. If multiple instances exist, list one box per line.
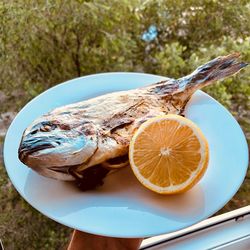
left=177, top=53, right=248, bottom=93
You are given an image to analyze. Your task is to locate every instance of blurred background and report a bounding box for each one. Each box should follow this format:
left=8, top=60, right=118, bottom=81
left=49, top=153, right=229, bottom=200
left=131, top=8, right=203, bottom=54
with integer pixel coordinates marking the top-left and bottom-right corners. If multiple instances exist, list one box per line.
left=0, top=0, right=249, bottom=249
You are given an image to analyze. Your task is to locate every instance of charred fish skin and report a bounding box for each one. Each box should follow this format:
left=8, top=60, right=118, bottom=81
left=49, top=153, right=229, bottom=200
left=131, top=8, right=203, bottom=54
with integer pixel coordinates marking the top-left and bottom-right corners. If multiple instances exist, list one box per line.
left=18, top=53, right=248, bottom=190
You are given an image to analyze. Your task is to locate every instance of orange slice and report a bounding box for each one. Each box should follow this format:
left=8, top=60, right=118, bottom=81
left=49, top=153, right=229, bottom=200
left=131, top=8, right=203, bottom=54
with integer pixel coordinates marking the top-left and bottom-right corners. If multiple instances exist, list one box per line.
left=129, top=114, right=209, bottom=194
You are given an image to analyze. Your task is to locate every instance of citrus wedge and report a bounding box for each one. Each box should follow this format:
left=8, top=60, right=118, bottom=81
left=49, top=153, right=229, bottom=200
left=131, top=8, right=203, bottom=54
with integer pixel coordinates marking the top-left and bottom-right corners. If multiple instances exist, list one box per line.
left=129, top=114, right=209, bottom=194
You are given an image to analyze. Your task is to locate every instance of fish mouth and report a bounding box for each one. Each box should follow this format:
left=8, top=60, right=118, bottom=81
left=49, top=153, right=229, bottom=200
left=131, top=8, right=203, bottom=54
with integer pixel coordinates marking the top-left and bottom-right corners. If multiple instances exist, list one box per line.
left=18, top=137, right=58, bottom=162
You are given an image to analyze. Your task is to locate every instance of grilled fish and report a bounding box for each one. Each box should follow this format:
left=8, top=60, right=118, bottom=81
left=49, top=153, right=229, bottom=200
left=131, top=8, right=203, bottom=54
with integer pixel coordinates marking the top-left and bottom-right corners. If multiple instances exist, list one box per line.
left=18, top=54, right=247, bottom=190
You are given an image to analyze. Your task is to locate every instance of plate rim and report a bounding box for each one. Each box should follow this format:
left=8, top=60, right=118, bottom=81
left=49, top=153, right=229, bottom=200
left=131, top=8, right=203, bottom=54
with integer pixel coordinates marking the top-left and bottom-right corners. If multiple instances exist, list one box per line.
left=3, top=72, right=249, bottom=238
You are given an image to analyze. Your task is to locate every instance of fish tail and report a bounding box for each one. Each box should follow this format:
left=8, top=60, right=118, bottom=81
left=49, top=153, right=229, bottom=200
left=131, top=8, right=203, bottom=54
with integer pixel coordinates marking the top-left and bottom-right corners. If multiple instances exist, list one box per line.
left=177, top=53, right=248, bottom=92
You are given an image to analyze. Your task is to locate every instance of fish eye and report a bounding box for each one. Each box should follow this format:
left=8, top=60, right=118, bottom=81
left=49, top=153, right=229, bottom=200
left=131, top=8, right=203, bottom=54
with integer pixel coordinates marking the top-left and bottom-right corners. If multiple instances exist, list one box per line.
left=40, top=125, right=51, bottom=132
left=40, top=123, right=57, bottom=132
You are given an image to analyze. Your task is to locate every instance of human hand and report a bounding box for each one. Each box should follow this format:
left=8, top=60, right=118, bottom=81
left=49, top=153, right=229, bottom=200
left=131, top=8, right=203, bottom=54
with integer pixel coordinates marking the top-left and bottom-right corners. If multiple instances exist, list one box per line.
left=67, top=230, right=143, bottom=250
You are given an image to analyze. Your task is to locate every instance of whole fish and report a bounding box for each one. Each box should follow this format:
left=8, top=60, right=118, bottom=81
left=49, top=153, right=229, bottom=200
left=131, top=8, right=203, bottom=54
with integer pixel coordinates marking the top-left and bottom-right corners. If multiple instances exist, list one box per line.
left=18, top=53, right=247, bottom=190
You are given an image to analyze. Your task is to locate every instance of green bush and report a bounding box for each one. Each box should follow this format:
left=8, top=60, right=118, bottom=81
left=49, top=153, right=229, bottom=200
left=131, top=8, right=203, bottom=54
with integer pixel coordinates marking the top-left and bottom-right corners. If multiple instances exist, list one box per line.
left=0, top=0, right=249, bottom=112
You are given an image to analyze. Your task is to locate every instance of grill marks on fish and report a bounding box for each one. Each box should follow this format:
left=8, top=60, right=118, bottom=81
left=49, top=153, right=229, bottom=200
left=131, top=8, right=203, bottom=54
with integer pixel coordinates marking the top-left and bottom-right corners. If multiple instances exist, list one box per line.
left=101, top=97, right=159, bottom=146
left=149, top=79, right=179, bottom=96
left=109, top=118, right=135, bottom=133
left=82, top=122, right=96, bottom=136
left=102, top=99, right=145, bottom=129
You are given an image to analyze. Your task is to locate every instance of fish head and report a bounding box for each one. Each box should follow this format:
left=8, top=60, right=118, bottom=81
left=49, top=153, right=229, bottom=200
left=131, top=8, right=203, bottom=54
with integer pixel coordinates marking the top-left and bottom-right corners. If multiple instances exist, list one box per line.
left=18, top=113, right=98, bottom=180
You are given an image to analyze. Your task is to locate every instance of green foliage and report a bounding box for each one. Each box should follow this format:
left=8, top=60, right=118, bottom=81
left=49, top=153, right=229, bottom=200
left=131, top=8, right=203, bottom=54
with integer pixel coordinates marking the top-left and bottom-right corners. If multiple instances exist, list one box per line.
left=0, top=0, right=249, bottom=249
left=0, top=0, right=250, bottom=112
